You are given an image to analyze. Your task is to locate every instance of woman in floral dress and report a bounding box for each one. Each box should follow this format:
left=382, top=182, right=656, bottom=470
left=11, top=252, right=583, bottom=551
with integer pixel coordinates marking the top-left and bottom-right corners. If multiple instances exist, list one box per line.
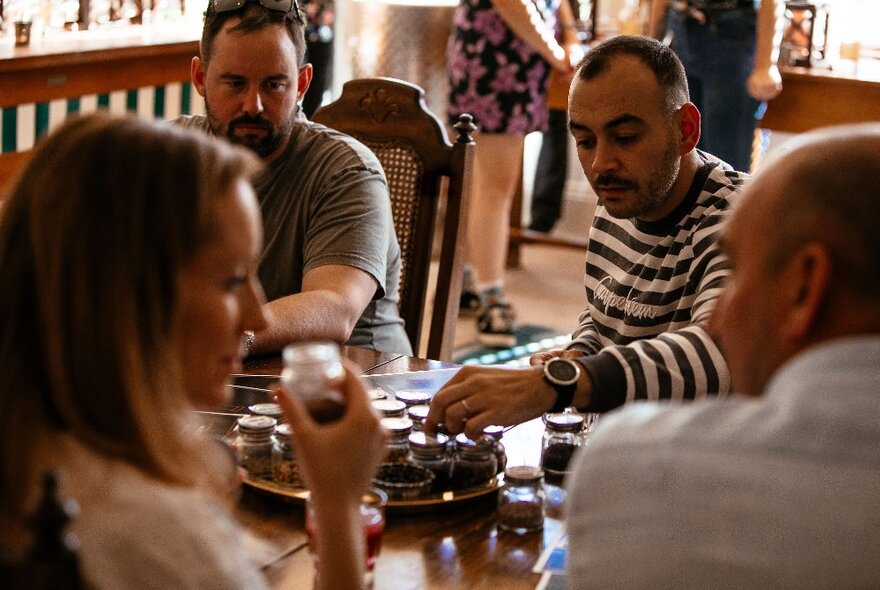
left=447, top=0, right=580, bottom=347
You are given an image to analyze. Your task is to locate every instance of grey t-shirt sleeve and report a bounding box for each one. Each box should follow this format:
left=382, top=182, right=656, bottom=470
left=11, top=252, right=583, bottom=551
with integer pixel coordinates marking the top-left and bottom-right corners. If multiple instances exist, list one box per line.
left=301, top=161, right=393, bottom=300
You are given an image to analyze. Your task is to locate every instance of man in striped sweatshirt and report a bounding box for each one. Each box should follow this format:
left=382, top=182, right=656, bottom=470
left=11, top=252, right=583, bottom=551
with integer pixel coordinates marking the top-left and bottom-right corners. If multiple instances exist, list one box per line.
left=428, top=35, right=746, bottom=438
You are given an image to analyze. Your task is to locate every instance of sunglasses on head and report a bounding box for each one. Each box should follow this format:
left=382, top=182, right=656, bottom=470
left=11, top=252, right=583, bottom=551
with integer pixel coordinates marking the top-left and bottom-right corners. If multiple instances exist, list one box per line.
left=210, top=0, right=302, bottom=23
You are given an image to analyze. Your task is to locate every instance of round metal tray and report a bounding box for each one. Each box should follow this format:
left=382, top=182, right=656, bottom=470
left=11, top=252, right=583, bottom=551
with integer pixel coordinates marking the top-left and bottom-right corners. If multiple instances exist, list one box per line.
left=243, top=474, right=502, bottom=514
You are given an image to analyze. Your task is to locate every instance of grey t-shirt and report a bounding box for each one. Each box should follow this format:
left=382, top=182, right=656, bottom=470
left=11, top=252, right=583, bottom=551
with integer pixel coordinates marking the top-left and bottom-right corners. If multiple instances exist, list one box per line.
left=177, top=115, right=411, bottom=355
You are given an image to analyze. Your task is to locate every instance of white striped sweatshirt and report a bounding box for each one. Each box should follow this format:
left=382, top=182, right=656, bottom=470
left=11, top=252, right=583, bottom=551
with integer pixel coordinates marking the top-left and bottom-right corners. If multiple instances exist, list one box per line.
left=567, top=153, right=747, bottom=411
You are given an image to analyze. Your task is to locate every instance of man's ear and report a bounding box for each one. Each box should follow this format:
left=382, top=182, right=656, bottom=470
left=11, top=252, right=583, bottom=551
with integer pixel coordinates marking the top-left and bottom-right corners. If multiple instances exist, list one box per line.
left=192, top=56, right=208, bottom=97
left=677, top=102, right=701, bottom=155
left=777, top=242, right=832, bottom=345
left=297, top=63, right=313, bottom=103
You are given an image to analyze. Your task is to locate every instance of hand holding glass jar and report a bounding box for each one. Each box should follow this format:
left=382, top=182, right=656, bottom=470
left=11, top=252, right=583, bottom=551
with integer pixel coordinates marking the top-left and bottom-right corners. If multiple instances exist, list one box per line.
left=275, top=350, right=387, bottom=590
left=281, top=342, right=346, bottom=423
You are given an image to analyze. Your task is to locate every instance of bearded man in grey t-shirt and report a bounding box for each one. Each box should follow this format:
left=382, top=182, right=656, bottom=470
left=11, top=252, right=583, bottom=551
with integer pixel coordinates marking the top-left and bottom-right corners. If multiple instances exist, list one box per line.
left=178, top=0, right=411, bottom=356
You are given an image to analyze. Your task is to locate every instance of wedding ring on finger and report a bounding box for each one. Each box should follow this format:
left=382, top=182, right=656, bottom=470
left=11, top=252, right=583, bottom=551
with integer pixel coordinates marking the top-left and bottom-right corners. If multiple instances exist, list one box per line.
left=460, top=398, right=472, bottom=417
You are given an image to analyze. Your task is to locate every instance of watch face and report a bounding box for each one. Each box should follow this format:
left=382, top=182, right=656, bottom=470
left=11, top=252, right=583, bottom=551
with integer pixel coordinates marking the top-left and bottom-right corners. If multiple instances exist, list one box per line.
left=548, top=359, right=579, bottom=384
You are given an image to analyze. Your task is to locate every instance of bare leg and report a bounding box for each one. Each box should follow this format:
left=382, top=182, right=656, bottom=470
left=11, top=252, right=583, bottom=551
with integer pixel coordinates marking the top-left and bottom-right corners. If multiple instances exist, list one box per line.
left=467, top=132, right=525, bottom=289
left=466, top=132, right=523, bottom=347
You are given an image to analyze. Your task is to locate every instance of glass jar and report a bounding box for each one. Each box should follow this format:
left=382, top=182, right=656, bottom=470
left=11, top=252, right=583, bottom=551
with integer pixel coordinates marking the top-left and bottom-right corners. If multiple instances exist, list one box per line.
left=395, top=389, right=432, bottom=407
left=281, top=342, right=345, bottom=423
left=249, top=402, right=284, bottom=423
left=408, top=431, right=450, bottom=492
left=407, top=404, right=430, bottom=431
left=381, top=417, right=414, bottom=463
left=483, top=425, right=507, bottom=475
left=582, top=412, right=600, bottom=436
left=272, top=423, right=302, bottom=487
left=540, top=412, right=586, bottom=483
left=372, top=398, right=407, bottom=418
left=235, top=415, right=276, bottom=479
left=437, top=423, right=455, bottom=455
left=368, top=388, right=387, bottom=401
left=497, top=466, right=545, bottom=534
left=450, top=434, right=497, bottom=490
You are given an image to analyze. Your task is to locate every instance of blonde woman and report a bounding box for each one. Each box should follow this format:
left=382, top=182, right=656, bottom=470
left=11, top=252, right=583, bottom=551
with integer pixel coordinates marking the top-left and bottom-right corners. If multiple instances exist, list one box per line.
left=0, top=113, right=385, bottom=589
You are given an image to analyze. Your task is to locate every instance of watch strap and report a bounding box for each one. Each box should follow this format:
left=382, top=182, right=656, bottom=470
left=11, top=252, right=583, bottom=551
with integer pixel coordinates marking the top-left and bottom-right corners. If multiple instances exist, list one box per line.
left=550, top=381, right=576, bottom=413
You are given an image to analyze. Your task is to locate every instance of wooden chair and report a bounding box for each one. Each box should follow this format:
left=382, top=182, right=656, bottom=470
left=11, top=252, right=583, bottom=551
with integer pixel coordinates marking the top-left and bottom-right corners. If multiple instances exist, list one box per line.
left=506, top=166, right=590, bottom=268
left=313, top=78, right=475, bottom=361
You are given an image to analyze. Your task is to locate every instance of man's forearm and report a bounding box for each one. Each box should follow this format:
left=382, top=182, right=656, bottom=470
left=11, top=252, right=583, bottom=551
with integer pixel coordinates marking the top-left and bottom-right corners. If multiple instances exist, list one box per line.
left=754, top=0, right=780, bottom=70
left=250, top=292, right=360, bottom=355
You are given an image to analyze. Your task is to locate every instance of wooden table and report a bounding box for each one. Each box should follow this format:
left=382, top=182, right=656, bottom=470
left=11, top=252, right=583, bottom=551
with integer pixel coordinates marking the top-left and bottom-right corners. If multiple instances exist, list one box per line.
left=235, top=347, right=562, bottom=590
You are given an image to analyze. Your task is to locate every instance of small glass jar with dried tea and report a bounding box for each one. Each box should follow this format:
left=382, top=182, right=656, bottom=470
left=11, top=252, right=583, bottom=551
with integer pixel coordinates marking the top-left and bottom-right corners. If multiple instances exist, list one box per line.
left=381, top=417, right=414, bottom=464
left=483, top=424, right=507, bottom=475
left=450, top=434, right=497, bottom=490
left=272, top=423, right=302, bottom=487
left=497, top=466, right=545, bottom=534
left=407, top=404, right=430, bottom=431
left=281, top=342, right=345, bottom=423
left=372, top=398, right=407, bottom=419
left=408, top=431, right=450, bottom=492
left=540, top=412, right=586, bottom=484
left=235, top=415, right=277, bottom=479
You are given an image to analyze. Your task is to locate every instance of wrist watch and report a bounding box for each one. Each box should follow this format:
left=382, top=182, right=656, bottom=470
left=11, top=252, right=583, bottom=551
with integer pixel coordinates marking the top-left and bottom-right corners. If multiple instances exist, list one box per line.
left=543, top=358, right=581, bottom=413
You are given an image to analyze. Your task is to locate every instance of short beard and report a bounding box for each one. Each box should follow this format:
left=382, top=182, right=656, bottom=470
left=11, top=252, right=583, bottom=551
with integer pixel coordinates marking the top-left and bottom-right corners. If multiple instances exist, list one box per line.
left=205, top=101, right=296, bottom=159
left=639, top=137, right=680, bottom=219
left=595, top=136, right=681, bottom=220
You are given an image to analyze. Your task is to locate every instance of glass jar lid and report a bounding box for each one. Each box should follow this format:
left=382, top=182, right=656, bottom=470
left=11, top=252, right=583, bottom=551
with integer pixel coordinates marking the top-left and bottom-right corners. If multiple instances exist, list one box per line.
left=372, top=399, right=407, bottom=417
left=504, top=465, right=544, bottom=485
left=237, top=414, right=277, bottom=434
left=407, top=404, right=430, bottom=423
left=380, top=416, right=414, bottom=434
left=544, top=412, right=585, bottom=432
left=408, top=431, right=448, bottom=450
left=275, top=422, right=293, bottom=439
left=248, top=402, right=283, bottom=418
left=454, top=433, right=493, bottom=456
left=483, top=424, right=504, bottom=440
left=395, top=390, right=432, bottom=407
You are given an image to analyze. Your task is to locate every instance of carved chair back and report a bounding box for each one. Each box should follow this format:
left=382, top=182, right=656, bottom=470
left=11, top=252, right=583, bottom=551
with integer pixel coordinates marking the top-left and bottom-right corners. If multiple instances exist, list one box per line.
left=313, top=77, right=475, bottom=360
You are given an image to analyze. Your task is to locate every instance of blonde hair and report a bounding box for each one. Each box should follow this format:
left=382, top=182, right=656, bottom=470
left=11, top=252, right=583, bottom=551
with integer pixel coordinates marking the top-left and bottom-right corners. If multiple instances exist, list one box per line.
left=0, top=113, right=260, bottom=543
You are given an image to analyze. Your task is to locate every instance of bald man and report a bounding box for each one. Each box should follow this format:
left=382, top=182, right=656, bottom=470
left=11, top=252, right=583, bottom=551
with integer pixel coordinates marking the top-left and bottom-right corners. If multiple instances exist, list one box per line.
left=566, top=125, right=880, bottom=587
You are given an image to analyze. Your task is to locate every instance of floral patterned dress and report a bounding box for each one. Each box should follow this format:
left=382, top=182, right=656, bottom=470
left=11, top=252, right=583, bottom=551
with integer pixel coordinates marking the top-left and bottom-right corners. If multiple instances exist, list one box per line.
left=447, top=0, right=560, bottom=135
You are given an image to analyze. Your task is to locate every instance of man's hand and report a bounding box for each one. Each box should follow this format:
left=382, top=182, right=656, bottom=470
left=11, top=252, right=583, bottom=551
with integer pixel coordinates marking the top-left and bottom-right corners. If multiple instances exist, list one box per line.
left=426, top=364, right=565, bottom=440
left=275, top=361, right=386, bottom=507
left=747, top=65, right=783, bottom=101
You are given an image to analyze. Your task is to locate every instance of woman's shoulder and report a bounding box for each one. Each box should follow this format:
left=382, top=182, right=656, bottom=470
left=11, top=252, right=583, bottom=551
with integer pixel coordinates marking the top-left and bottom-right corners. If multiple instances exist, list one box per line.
left=54, top=438, right=267, bottom=590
